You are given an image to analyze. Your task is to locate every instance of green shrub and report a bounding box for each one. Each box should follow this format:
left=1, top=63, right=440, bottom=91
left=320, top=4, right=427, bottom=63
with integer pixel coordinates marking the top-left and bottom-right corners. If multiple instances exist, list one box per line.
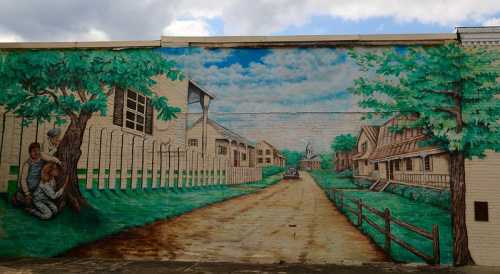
left=336, top=169, right=353, bottom=178
left=262, top=166, right=285, bottom=178
left=384, top=183, right=451, bottom=211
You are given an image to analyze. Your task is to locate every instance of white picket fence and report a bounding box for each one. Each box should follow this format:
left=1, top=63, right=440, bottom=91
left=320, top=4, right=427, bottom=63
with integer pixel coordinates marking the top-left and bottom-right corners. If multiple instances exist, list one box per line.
left=0, top=113, right=262, bottom=193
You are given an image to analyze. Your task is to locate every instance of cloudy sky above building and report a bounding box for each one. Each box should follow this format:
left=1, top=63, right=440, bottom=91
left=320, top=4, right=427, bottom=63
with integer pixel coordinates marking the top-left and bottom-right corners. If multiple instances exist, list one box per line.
left=0, top=0, right=499, bottom=42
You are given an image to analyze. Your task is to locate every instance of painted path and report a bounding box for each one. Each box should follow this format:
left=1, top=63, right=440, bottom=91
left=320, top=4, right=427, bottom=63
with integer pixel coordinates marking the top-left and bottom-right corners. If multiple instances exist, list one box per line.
left=66, top=172, right=387, bottom=264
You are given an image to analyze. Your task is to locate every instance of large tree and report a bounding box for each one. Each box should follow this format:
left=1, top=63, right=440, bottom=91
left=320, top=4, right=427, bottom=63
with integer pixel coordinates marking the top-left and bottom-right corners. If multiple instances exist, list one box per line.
left=0, top=49, right=182, bottom=211
left=348, top=44, right=499, bottom=265
left=331, top=134, right=357, bottom=152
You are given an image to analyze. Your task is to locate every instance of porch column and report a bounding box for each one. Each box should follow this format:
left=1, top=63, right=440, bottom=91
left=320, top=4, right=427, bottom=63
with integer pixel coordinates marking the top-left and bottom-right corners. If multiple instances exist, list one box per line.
left=200, top=94, right=210, bottom=158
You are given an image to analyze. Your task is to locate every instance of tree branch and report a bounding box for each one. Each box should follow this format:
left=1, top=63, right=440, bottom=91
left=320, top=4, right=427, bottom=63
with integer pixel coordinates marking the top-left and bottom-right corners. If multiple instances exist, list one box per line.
left=44, top=89, right=78, bottom=122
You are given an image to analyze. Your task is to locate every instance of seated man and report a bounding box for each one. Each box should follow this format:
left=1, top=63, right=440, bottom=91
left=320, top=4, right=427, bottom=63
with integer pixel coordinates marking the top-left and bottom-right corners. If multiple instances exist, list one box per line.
left=13, top=142, right=61, bottom=208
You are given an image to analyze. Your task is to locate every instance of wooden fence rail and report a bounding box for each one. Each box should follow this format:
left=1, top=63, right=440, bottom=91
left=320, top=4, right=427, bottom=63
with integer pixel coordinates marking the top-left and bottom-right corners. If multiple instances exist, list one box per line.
left=329, top=188, right=440, bottom=265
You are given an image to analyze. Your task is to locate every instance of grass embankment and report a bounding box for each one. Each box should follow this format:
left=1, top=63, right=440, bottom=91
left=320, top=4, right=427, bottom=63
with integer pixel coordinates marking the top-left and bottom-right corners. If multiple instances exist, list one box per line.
left=310, top=169, right=452, bottom=265
left=0, top=172, right=282, bottom=257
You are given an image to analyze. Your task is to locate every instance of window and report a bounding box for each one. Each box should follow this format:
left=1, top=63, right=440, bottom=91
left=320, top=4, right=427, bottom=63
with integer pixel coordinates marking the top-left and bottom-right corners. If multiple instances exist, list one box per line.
left=374, top=162, right=379, bottom=170
left=424, top=156, right=432, bottom=171
left=266, top=158, right=271, bottom=163
left=113, top=89, right=153, bottom=134
left=258, top=158, right=263, bottom=163
left=474, top=201, right=489, bottom=222
left=362, top=142, right=368, bottom=152
left=394, top=160, right=400, bottom=171
left=242, top=153, right=247, bottom=161
left=354, top=161, right=358, bottom=168
left=266, top=149, right=271, bottom=155
left=217, top=146, right=227, bottom=155
left=188, top=139, right=198, bottom=147
left=257, top=149, right=263, bottom=155
left=364, top=160, right=368, bottom=166
left=406, top=158, right=412, bottom=171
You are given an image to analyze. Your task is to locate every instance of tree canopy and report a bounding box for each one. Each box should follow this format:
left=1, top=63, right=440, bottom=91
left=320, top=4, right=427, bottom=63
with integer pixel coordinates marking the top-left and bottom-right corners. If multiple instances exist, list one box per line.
left=281, top=149, right=302, bottom=167
left=348, top=44, right=500, bottom=158
left=0, top=49, right=183, bottom=125
left=331, top=134, right=357, bottom=152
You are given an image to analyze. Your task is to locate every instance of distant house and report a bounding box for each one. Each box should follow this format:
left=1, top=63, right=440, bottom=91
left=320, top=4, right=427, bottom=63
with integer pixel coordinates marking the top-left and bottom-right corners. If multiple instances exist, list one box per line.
left=299, top=142, right=320, bottom=170
left=369, top=116, right=450, bottom=189
left=352, top=126, right=379, bottom=178
left=255, top=140, right=286, bottom=168
left=335, top=151, right=353, bottom=172
left=187, top=118, right=256, bottom=167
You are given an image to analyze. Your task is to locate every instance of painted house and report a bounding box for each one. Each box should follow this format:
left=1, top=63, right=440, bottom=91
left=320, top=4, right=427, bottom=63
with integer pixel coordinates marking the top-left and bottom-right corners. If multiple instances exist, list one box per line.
left=458, top=26, right=500, bottom=266
left=335, top=151, right=353, bottom=172
left=369, top=116, right=450, bottom=189
left=255, top=140, right=286, bottom=168
left=0, top=73, right=215, bottom=193
left=187, top=118, right=256, bottom=167
left=352, top=126, right=379, bottom=178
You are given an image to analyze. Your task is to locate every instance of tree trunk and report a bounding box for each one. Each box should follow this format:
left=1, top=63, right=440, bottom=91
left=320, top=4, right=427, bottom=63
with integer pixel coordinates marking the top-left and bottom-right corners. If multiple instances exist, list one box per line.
left=449, top=151, right=475, bottom=266
left=55, top=112, right=91, bottom=212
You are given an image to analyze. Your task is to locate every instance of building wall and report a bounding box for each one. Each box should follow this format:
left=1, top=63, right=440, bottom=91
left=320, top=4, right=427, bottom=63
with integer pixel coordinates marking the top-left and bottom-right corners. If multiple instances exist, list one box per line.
left=0, top=76, right=189, bottom=193
left=465, top=151, right=500, bottom=266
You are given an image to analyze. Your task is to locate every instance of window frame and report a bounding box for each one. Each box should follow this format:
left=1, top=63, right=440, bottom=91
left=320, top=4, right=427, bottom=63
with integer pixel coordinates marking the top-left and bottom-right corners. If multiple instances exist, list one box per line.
left=188, top=138, right=198, bottom=147
left=124, top=90, right=149, bottom=134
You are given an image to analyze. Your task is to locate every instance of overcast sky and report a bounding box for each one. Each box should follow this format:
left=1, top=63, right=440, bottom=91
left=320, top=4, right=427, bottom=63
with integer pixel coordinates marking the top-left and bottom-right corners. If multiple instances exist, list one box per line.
left=0, top=0, right=499, bottom=42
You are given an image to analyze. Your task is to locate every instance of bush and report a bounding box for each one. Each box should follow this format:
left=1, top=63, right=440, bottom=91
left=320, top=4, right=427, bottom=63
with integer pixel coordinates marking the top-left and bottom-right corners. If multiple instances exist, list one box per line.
left=336, top=169, right=353, bottom=178
left=384, top=183, right=451, bottom=210
left=262, top=166, right=285, bottom=178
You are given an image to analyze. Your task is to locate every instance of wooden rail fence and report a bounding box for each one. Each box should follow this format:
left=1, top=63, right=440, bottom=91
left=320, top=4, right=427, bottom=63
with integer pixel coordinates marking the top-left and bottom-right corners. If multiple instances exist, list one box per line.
left=329, top=188, right=440, bottom=265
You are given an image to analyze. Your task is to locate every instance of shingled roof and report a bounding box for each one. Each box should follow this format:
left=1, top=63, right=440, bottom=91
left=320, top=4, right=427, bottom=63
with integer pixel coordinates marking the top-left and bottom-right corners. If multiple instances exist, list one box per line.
left=369, top=136, right=443, bottom=161
left=352, top=126, right=380, bottom=160
left=189, top=117, right=254, bottom=146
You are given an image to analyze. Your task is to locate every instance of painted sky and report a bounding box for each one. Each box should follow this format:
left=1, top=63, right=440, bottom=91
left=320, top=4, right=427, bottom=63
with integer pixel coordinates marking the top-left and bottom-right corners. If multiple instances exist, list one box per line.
left=0, top=1, right=499, bottom=42
left=160, top=47, right=364, bottom=113
left=161, top=47, right=382, bottom=152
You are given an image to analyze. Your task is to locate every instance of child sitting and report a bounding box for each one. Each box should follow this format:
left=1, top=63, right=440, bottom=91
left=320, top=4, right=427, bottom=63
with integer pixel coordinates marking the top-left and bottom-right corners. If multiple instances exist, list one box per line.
left=28, top=162, right=66, bottom=220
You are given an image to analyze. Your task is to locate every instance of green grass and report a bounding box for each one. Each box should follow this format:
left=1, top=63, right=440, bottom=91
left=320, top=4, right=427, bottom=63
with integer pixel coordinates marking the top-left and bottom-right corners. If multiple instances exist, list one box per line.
left=310, top=169, right=361, bottom=189
left=311, top=170, right=452, bottom=265
left=0, top=173, right=282, bottom=258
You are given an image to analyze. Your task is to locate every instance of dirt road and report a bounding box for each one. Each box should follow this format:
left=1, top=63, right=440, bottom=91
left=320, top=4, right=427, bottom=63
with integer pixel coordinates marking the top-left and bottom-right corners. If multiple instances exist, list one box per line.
left=66, top=172, right=387, bottom=264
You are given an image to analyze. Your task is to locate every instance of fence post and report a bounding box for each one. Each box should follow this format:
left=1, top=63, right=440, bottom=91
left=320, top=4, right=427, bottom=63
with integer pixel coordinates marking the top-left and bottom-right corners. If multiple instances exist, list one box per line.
left=384, top=208, right=391, bottom=256
left=177, top=147, right=181, bottom=189
left=357, top=199, right=363, bottom=226
left=432, top=224, right=440, bottom=265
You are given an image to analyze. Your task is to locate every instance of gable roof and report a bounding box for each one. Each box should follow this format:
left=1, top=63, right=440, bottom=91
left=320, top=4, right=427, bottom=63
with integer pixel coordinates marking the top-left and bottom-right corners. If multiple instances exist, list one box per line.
left=189, top=117, right=254, bottom=145
left=357, top=126, right=380, bottom=146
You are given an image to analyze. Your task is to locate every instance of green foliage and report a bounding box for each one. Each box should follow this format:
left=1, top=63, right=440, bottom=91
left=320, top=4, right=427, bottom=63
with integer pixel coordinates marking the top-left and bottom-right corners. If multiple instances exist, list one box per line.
left=309, top=170, right=359, bottom=189
left=385, top=184, right=451, bottom=211
left=319, top=153, right=333, bottom=170
left=0, top=49, right=183, bottom=125
left=281, top=149, right=302, bottom=167
left=348, top=44, right=500, bottom=158
left=331, top=134, right=357, bottom=152
left=262, top=165, right=285, bottom=178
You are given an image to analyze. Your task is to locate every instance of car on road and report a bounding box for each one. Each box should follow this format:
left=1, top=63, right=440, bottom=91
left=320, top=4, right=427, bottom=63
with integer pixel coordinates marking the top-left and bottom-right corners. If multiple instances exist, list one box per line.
left=283, top=167, right=300, bottom=180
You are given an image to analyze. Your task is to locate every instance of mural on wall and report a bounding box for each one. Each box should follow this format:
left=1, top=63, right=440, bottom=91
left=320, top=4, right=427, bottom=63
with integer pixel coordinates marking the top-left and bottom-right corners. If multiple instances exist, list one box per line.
left=0, top=43, right=498, bottom=266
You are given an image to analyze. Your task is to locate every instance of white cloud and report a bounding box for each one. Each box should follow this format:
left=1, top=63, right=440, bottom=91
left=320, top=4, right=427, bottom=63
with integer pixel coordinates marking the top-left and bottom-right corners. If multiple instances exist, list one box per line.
left=483, top=17, right=500, bottom=26
left=163, top=19, right=211, bottom=36
left=0, top=26, right=23, bottom=42
left=1, top=1, right=499, bottom=41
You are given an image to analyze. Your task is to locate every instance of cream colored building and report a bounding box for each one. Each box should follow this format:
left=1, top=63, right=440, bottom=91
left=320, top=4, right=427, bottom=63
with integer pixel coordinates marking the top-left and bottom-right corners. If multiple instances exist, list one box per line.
left=352, top=126, right=379, bottom=178
left=0, top=76, right=214, bottom=193
left=187, top=118, right=256, bottom=167
left=369, top=116, right=450, bottom=189
left=458, top=26, right=500, bottom=266
left=255, top=141, right=286, bottom=168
